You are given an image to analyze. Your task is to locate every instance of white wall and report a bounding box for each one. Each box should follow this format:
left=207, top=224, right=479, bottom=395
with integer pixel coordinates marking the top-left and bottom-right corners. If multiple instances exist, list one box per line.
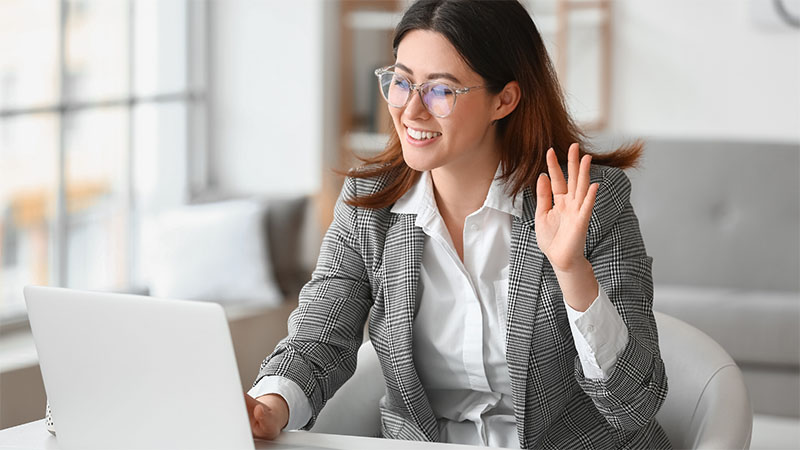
left=608, top=0, right=800, bottom=143
left=209, top=0, right=329, bottom=195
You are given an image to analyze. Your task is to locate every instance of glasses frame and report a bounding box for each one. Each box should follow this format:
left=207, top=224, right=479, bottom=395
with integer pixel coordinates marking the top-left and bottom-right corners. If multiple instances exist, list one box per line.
left=374, top=65, right=485, bottom=118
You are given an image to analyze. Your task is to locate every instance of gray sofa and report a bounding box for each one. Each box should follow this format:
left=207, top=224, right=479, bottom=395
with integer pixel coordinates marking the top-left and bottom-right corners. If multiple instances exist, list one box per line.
left=612, top=137, right=800, bottom=418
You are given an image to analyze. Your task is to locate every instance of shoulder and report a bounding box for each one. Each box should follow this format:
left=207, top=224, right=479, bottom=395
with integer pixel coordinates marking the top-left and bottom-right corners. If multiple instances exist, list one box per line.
left=589, top=164, right=633, bottom=219
left=335, top=167, right=399, bottom=234
left=584, top=164, right=640, bottom=247
left=341, top=165, right=397, bottom=202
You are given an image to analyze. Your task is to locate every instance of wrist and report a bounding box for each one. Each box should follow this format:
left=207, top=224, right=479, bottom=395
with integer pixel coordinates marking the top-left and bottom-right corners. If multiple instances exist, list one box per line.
left=257, top=394, right=290, bottom=430
left=551, top=256, right=592, bottom=278
left=552, top=258, right=598, bottom=312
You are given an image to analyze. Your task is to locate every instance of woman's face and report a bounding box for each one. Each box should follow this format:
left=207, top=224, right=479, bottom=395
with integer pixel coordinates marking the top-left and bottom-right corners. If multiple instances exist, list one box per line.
left=389, top=30, right=500, bottom=175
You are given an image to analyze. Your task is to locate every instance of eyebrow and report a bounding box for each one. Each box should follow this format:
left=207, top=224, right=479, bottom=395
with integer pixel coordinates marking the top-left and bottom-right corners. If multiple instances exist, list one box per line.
left=394, top=62, right=462, bottom=84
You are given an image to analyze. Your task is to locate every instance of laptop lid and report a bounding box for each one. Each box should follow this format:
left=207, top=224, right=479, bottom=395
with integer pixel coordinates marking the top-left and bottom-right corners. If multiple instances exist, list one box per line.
left=24, top=285, right=255, bottom=450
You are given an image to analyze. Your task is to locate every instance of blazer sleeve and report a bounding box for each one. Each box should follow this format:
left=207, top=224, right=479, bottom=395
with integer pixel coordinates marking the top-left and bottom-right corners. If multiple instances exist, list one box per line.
left=575, top=166, right=668, bottom=432
left=251, top=176, right=373, bottom=430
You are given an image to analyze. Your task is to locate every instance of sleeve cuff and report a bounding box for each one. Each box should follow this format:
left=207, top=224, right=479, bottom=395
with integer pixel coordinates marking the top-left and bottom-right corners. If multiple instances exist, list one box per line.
left=248, top=376, right=313, bottom=431
left=564, top=284, right=629, bottom=379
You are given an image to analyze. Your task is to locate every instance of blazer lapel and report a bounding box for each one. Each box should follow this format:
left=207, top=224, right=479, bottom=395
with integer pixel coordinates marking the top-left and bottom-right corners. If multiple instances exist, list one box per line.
left=382, top=213, right=439, bottom=441
left=506, top=187, right=547, bottom=448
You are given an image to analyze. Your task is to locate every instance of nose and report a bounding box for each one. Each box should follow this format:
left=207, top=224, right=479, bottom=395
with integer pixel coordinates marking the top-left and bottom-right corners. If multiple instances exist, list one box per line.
left=402, top=87, right=431, bottom=121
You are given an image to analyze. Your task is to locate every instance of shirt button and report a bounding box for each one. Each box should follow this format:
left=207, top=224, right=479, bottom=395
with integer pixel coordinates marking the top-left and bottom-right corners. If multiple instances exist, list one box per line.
left=586, top=324, right=595, bottom=333
left=470, top=224, right=479, bottom=231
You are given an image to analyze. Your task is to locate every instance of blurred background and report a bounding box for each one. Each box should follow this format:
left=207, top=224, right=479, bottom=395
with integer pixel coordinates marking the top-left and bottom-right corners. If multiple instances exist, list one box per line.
left=0, top=0, right=798, bottom=447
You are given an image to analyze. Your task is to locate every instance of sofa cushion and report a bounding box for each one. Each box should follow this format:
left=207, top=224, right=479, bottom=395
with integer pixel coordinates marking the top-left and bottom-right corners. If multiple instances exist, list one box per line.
left=190, top=191, right=315, bottom=297
left=142, top=199, right=283, bottom=306
left=264, top=196, right=313, bottom=297
left=654, top=284, right=800, bottom=368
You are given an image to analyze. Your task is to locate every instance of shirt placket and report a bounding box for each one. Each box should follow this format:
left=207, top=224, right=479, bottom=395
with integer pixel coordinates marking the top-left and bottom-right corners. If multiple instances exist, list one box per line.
left=460, top=212, right=491, bottom=393
left=462, top=211, right=495, bottom=444
left=422, top=208, right=492, bottom=390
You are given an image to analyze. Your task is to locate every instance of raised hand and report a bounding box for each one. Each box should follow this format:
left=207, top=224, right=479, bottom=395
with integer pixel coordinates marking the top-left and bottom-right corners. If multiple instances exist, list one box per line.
left=535, top=143, right=600, bottom=311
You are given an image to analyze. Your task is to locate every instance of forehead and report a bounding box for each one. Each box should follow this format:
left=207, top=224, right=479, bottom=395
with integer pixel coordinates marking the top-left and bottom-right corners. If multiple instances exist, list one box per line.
left=394, top=29, right=476, bottom=82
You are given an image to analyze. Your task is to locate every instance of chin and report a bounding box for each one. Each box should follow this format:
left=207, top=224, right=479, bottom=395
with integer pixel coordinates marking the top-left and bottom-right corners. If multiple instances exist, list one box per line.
left=401, top=145, right=441, bottom=172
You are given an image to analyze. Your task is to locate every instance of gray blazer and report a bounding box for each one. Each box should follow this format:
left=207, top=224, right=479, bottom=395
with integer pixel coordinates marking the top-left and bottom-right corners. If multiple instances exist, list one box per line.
left=254, top=164, right=671, bottom=449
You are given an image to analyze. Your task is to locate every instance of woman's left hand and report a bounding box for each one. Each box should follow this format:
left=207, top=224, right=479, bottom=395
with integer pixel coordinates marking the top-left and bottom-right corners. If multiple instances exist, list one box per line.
left=535, top=143, right=598, bottom=274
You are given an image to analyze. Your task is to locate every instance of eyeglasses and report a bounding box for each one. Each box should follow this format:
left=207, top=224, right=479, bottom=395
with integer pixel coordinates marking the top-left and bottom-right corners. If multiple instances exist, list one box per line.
left=374, top=65, right=485, bottom=118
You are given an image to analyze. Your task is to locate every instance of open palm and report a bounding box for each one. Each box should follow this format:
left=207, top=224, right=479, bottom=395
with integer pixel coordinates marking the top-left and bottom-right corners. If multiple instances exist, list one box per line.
left=535, top=143, right=599, bottom=273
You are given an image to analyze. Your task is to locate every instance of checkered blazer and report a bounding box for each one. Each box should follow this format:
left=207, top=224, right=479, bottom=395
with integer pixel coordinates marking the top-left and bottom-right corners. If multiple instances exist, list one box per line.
left=254, top=164, right=671, bottom=449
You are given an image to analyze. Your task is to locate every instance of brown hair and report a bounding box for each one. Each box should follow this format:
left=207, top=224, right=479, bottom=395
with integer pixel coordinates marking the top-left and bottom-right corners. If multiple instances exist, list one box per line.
left=344, top=0, right=642, bottom=209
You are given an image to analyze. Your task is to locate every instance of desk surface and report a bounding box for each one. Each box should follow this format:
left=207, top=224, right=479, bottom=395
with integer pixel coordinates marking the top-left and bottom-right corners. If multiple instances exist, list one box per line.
left=0, top=419, right=487, bottom=450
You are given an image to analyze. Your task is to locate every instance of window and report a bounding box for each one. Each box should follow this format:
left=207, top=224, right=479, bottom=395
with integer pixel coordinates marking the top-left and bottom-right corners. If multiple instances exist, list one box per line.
left=0, top=0, right=208, bottom=327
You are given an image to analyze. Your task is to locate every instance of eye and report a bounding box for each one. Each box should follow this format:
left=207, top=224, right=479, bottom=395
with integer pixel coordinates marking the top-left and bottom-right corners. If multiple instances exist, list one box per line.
left=429, top=84, right=454, bottom=97
left=392, top=76, right=410, bottom=89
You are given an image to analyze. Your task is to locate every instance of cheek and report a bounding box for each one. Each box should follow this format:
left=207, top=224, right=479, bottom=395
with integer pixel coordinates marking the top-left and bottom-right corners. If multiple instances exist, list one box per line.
left=442, top=116, right=483, bottom=144
left=389, top=108, right=404, bottom=130
left=453, top=106, right=493, bottom=136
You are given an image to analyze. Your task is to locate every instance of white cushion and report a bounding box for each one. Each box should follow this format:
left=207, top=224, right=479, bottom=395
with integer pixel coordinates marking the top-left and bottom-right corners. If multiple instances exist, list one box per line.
left=143, top=199, right=282, bottom=306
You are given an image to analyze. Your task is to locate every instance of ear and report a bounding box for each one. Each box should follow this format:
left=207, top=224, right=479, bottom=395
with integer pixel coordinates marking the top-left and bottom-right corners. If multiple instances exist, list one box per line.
left=491, top=81, right=521, bottom=122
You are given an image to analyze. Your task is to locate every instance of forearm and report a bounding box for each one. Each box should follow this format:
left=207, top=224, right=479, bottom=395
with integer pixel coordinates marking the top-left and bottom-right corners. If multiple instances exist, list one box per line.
left=564, top=284, right=629, bottom=379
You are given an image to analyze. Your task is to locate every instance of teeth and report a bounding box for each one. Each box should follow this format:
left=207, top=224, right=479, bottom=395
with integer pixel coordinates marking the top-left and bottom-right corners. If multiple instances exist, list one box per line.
left=408, top=127, right=442, bottom=140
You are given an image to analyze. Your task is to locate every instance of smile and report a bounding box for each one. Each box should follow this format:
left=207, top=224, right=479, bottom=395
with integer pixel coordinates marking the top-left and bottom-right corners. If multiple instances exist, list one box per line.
left=406, top=126, right=442, bottom=140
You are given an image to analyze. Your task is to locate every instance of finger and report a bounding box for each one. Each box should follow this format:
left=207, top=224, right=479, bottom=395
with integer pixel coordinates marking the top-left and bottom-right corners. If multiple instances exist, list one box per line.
left=567, top=143, right=580, bottom=197
left=580, top=183, right=600, bottom=219
left=545, top=148, right=567, bottom=195
left=575, top=154, right=592, bottom=201
left=535, top=173, right=552, bottom=218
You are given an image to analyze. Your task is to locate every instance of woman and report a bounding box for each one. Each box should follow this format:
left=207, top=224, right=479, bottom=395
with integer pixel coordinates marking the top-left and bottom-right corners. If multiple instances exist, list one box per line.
left=245, top=0, right=670, bottom=448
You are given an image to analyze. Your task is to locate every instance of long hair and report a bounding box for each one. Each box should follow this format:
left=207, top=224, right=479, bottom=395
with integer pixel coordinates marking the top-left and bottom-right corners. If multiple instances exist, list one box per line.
left=345, top=0, right=642, bottom=209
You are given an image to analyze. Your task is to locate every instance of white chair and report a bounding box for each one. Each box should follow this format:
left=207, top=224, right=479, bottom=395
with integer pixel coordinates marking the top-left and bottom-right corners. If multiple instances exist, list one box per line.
left=313, top=312, right=753, bottom=449
left=654, top=311, right=752, bottom=449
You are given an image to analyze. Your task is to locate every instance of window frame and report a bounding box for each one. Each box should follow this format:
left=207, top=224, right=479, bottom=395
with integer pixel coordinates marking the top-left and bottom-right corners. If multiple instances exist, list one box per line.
left=0, top=0, right=209, bottom=331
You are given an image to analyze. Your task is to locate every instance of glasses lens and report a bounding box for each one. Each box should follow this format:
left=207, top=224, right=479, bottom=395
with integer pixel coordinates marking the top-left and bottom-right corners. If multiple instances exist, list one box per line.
left=422, top=83, right=455, bottom=117
left=379, top=72, right=410, bottom=107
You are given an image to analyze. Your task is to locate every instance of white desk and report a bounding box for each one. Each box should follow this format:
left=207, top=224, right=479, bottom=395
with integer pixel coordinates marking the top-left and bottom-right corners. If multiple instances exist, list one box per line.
left=0, top=419, right=486, bottom=450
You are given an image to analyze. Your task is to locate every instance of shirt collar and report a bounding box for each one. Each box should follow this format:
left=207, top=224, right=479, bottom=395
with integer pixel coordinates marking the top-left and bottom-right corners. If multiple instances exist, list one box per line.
left=391, top=163, right=523, bottom=219
left=485, top=163, right=524, bottom=218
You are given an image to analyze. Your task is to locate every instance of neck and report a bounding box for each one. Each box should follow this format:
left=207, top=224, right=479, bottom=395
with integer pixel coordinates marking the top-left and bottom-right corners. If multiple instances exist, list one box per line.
left=430, top=152, right=500, bottom=220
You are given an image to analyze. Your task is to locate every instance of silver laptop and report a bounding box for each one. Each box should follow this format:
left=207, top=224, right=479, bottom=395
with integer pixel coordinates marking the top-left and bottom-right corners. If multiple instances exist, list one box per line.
left=24, top=285, right=256, bottom=450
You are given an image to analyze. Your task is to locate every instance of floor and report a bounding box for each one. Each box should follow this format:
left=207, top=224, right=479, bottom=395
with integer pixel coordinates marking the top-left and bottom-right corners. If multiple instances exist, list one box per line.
left=750, top=415, right=800, bottom=450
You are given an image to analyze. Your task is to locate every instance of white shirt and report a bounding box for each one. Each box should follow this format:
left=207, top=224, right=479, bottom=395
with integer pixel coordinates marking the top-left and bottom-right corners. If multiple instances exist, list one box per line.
left=248, top=166, right=629, bottom=446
